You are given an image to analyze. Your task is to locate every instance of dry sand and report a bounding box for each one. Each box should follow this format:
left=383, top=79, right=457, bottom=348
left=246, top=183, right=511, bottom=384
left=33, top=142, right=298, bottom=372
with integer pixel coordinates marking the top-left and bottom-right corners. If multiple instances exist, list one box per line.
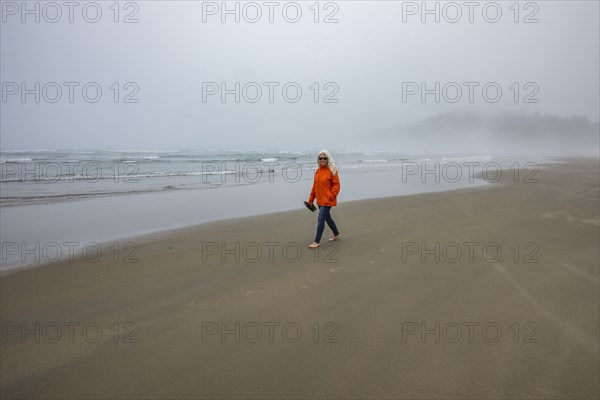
left=1, top=157, right=598, bottom=399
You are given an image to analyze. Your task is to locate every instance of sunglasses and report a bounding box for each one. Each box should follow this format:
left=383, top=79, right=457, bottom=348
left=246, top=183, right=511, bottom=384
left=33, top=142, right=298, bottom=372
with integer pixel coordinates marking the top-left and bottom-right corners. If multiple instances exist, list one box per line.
left=319, top=157, right=328, bottom=160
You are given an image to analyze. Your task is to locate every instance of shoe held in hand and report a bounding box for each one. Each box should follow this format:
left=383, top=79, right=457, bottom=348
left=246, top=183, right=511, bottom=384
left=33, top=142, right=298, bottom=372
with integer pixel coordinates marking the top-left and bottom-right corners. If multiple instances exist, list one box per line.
left=303, top=201, right=317, bottom=212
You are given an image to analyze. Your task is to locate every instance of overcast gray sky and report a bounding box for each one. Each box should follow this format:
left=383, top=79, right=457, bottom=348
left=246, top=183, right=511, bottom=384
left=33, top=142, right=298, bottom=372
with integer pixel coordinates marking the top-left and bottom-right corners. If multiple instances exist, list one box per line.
left=1, top=0, right=598, bottom=151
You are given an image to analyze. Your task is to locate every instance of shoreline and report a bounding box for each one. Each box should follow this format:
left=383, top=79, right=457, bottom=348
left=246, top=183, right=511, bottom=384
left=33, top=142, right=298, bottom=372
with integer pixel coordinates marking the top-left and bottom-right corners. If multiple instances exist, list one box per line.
left=1, top=182, right=489, bottom=277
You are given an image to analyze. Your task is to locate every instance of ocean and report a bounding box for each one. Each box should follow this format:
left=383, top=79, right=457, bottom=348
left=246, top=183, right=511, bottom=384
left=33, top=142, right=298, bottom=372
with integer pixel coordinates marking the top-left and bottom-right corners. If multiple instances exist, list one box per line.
left=1, top=149, right=425, bottom=206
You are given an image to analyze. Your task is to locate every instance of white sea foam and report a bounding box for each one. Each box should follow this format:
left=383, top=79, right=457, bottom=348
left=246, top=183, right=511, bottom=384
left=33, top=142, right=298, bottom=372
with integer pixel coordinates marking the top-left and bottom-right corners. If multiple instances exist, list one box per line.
left=1, top=158, right=33, bottom=163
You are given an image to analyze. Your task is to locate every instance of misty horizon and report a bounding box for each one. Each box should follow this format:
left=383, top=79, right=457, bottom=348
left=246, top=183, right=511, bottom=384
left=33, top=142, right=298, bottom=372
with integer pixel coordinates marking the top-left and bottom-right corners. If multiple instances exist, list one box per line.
left=1, top=110, right=598, bottom=154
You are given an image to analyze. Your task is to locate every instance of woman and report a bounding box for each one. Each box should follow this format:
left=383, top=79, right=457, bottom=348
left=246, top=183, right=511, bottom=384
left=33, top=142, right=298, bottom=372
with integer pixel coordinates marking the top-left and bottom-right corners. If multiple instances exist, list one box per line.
left=307, top=150, right=341, bottom=249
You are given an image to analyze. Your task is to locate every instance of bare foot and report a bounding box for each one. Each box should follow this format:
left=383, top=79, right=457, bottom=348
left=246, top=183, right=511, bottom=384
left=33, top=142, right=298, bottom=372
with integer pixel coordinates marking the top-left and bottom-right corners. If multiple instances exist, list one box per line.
left=308, top=242, right=320, bottom=249
left=328, top=235, right=341, bottom=241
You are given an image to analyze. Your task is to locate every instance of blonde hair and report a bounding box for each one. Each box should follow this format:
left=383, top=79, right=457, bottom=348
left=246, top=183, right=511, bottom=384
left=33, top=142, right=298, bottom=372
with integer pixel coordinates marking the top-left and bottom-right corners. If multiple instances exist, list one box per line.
left=317, top=149, right=338, bottom=176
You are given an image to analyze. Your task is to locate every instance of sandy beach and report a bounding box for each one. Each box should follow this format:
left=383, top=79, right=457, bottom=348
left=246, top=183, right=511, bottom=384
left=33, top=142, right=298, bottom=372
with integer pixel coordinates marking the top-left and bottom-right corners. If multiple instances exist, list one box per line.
left=1, top=157, right=598, bottom=399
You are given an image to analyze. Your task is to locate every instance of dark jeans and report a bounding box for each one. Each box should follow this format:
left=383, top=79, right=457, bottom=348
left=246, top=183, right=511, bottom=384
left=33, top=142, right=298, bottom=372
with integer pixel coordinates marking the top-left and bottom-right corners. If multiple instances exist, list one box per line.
left=315, top=206, right=340, bottom=243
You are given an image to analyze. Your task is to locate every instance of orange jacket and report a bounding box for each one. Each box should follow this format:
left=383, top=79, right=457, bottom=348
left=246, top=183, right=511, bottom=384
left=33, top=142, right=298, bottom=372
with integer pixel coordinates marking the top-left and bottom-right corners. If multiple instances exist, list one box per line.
left=308, top=165, right=340, bottom=207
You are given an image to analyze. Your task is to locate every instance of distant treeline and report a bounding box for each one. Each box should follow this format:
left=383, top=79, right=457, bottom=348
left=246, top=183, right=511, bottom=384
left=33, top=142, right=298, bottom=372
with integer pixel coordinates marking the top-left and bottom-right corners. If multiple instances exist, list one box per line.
left=380, top=112, right=599, bottom=154
left=400, top=112, right=598, bottom=134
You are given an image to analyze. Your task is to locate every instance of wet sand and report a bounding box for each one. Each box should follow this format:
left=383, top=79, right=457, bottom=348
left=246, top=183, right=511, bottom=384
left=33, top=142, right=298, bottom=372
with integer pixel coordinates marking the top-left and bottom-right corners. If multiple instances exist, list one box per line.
left=1, top=157, right=598, bottom=399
